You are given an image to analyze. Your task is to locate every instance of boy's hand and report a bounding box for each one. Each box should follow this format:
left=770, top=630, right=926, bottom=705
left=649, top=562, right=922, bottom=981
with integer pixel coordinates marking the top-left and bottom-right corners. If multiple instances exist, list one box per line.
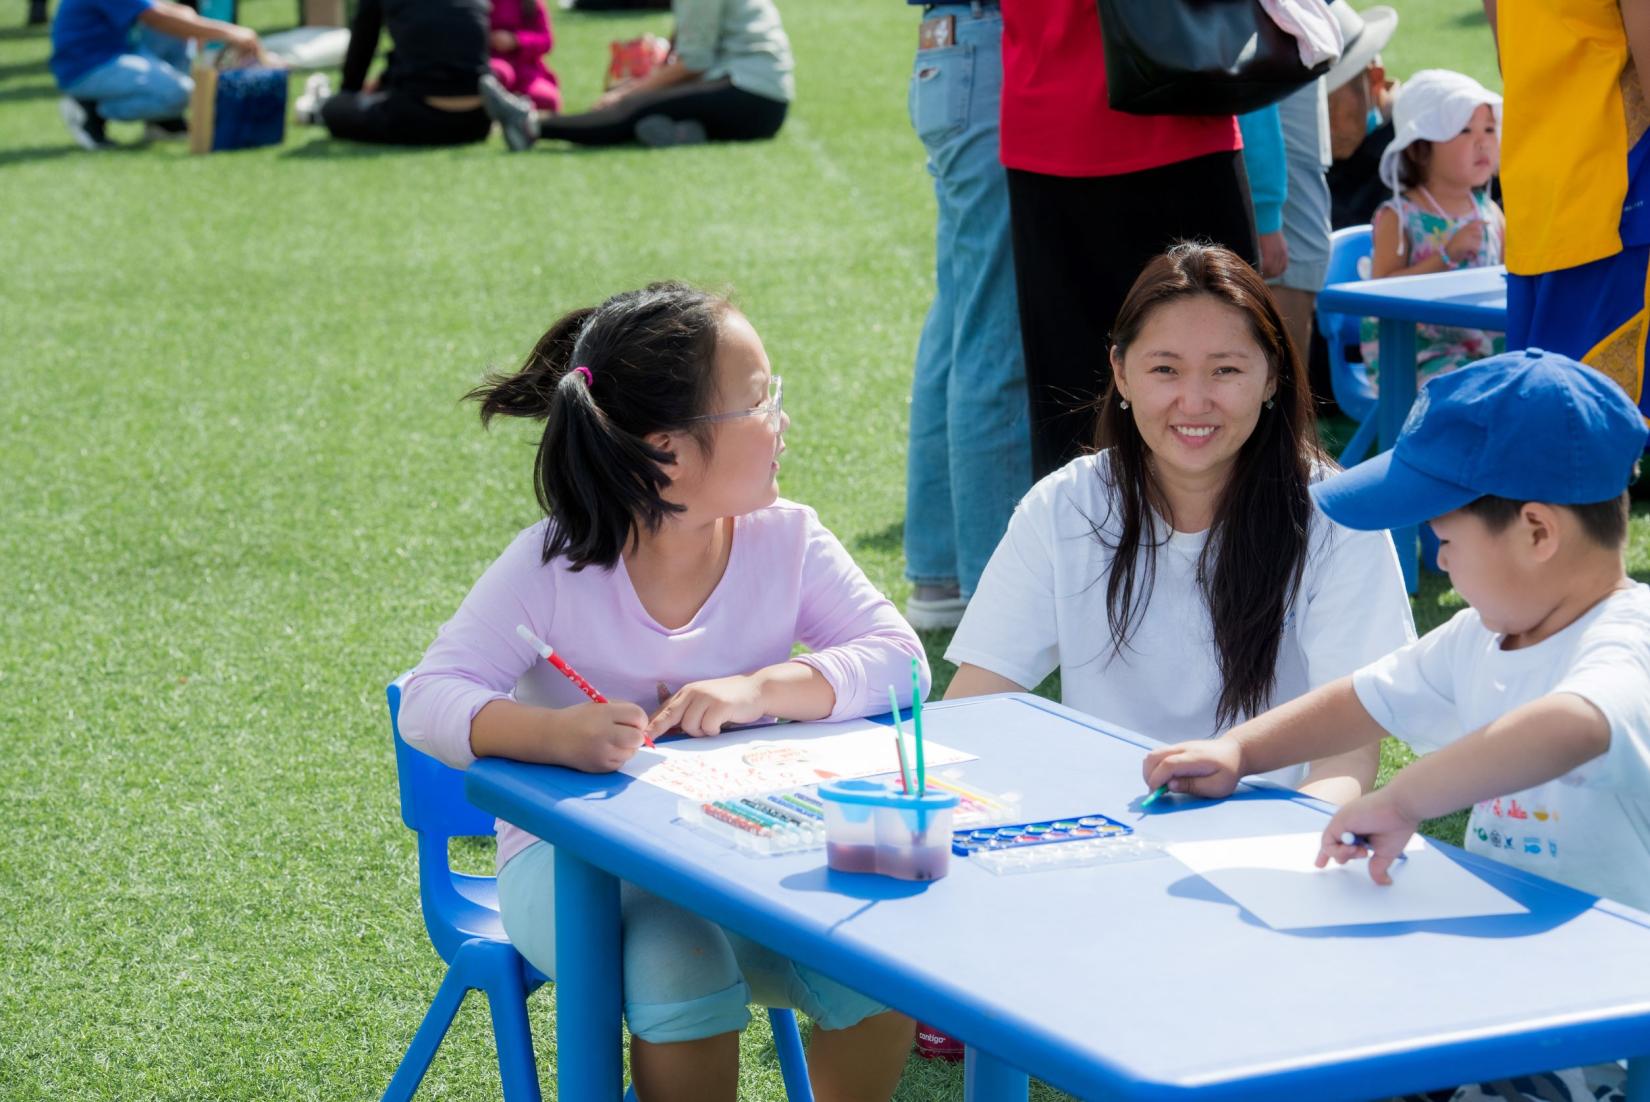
left=647, top=676, right=766, bottom=739
left=1141, top=736, right=1243, bottom=799
left=554, top=701, right=649, bottom=772
left=1316, top=787, right=1417, bottom=886
left=490, top=29, right=517, bottom=52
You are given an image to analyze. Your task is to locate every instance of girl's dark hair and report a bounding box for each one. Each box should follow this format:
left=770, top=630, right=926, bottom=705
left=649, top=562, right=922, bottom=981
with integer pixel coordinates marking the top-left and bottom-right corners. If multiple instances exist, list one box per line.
left=1092, top=241, right=1328, bottom=729
left=466, top=282, right=729, bottom=570
left=1398, top=140, right=1432, bottom=189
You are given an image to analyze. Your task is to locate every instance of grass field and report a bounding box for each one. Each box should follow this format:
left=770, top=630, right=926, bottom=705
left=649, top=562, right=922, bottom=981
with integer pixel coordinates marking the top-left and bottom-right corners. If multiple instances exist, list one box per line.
left=1, top=1, right=1643, bottom=1098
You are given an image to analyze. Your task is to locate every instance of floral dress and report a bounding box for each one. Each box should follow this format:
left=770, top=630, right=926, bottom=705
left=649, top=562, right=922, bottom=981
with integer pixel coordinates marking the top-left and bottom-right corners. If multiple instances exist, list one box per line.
left=1360, top=187, right=1506, bottom=391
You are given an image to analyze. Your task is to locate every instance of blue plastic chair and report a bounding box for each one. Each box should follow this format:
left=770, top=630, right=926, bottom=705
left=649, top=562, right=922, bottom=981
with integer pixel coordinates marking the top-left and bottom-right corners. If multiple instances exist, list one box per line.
left=1317, top=225, right=1380, bottom=465
left=382, top=677, right=815, bottom=1102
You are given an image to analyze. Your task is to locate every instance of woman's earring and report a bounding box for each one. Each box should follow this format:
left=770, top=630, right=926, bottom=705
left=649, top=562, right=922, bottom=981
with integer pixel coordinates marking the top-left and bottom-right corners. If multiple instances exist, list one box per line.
left=1120, top=398, right=1130, bottom=410
left=1265, top=397, right=1276, bottom=410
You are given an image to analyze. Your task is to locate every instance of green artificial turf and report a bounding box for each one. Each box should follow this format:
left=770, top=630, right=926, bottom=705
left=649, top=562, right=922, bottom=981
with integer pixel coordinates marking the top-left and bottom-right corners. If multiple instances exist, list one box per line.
left=0, top=0, right=1641, bottom=1097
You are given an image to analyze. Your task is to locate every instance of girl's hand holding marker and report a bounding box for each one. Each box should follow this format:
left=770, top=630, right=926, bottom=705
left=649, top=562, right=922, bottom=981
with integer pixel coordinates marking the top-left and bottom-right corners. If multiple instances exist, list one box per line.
left=553, top=703, right=651, bottom=773
left=517, top=624, right=654, bottom=761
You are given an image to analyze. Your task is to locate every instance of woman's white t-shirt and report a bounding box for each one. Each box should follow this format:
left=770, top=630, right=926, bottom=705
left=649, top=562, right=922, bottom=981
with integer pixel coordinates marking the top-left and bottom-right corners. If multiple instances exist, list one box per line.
left=946, top=453, right=1416, bottom=787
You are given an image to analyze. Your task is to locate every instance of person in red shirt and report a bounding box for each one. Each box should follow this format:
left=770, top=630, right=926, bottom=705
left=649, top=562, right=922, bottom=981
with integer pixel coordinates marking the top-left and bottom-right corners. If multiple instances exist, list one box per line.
left=1001, top=0, right=1259, bottom=476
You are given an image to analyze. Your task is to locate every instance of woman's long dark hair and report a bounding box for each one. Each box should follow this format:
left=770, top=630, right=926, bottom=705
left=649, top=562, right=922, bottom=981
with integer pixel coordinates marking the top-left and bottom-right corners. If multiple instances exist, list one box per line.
left=465, top=282, right=727, bottom=570
left=1093, top=241, right=1327, bottom=729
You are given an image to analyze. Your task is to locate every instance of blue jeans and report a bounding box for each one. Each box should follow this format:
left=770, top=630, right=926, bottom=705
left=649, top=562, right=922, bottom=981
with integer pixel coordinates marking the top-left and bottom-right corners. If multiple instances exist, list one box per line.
left=62, top=27, right=192, bottom=121
left=497, top=841, right=885, bottom=1044
left=904, top=3, right=1031, bottom=597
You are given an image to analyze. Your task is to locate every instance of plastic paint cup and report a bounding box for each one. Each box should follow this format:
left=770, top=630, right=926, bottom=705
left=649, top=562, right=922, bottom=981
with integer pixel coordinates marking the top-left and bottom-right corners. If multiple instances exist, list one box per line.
left=817, top=779, right=959, bottom=882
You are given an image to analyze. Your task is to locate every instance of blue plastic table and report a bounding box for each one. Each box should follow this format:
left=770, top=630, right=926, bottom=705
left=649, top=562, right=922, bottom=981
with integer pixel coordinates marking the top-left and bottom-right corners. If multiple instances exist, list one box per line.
left=465, top=693, right=1650, bottom=1101
left=1315, top=265, right=1509, bottom=592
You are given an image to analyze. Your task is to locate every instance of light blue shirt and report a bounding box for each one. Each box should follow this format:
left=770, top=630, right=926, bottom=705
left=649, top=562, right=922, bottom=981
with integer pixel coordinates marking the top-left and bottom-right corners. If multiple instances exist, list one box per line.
left=1239, top=104, right=1288, bottom=235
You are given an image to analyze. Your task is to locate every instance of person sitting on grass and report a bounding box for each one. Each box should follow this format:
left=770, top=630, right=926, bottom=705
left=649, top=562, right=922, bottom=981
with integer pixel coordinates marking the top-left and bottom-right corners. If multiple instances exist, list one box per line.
left=1144, top=349, right=1649, bottom=1102
left=310, top=0, right=492, bottom=146
left=479, top=0, right=792, bottom=150
left=487, top=0, right=559, bottom=113
left=50, top=0, right=260, bottom=149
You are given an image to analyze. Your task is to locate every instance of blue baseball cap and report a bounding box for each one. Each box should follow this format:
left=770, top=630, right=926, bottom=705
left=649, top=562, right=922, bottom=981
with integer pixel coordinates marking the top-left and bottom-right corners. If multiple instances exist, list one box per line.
left=1312, top=348, right=1648, bottom=530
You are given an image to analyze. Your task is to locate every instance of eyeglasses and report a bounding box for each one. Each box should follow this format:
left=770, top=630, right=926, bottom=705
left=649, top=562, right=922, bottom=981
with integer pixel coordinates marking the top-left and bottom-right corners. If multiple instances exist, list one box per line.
left=682, top=375, right=784, bottom=430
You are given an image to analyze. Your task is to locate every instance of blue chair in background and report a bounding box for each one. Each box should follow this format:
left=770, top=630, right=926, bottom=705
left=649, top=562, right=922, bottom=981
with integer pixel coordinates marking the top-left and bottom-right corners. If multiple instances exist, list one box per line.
left=382, top=677, right=815, bottom=1102
left=1317, top=225, right=1379, bottom=466
left=1314, top=226, right=1442, bottom=574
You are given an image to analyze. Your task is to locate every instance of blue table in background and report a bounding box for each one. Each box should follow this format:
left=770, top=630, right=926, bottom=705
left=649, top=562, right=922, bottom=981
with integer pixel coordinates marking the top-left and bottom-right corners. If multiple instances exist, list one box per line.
left=1316, top=266, right=1509, bottom=592
left=466, top=693, right=1650, bottom=1101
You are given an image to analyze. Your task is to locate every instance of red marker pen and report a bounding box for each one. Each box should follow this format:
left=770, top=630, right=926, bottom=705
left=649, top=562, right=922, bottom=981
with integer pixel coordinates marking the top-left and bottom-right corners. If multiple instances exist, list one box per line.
left=516, top=624, right=654, bottom=749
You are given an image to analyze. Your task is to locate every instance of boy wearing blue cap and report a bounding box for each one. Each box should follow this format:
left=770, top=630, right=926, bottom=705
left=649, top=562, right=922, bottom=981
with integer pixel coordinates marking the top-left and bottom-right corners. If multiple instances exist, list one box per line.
left=1145, top=347, right=1648, bottom=901
left=1144, top=349, right=1646, bottom=1100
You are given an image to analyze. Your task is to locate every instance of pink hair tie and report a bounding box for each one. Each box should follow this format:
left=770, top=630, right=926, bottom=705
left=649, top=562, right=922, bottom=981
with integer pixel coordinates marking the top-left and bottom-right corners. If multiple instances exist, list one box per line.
left=573, top=365, right=594, bottom=387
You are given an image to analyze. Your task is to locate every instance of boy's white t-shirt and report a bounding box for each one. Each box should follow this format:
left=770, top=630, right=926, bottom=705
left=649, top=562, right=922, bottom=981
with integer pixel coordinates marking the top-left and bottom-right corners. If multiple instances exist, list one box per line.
left=947, top=454, right=1416, bottom=786
left=1353, top=583, right=1650, bottom=913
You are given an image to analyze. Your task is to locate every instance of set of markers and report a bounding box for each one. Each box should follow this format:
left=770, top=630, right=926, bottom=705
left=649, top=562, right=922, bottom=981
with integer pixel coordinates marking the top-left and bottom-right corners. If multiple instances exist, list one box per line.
left=676, top=773, right=1021, bottom=856
left=678, top=791, right=830, bottom=855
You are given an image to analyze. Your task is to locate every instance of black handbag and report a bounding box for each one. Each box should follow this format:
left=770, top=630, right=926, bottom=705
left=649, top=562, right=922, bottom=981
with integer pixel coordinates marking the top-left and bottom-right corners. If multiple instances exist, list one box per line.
left=1096, top=0, right=1331, bottom=117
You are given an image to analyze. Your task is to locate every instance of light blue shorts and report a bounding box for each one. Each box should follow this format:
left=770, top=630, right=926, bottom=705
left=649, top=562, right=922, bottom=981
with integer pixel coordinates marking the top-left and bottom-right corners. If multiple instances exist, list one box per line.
left=497, top=841, right=887, bottom=1044
left=1273, top=76, right=1333, bottom=293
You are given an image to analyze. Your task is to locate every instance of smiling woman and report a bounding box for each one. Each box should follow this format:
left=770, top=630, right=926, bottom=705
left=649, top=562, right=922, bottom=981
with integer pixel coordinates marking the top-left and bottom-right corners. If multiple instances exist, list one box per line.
left=945, top=242, right=1417, bottom=806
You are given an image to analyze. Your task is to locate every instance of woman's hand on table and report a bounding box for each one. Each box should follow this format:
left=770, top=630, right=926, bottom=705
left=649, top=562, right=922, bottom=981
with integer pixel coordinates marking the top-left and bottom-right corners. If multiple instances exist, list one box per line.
left=1141, top=736, right=1244, bottom=799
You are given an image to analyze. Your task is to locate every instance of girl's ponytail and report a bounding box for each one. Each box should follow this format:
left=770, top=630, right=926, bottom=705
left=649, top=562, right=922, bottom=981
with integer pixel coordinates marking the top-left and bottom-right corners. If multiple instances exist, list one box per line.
left=467, top=282, right=728, bottom=570
left=467, top=306, right=596, bottom=424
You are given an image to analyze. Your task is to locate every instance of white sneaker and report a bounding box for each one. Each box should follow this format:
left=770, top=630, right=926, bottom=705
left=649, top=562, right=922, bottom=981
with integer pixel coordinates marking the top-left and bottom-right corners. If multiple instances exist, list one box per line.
left=293, top=72, right=333, bottom=125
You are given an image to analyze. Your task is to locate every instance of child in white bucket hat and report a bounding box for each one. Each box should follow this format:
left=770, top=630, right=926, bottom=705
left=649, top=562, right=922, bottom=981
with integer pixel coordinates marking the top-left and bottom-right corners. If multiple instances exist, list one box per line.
left=1362, top=69, right=1507, bottom=387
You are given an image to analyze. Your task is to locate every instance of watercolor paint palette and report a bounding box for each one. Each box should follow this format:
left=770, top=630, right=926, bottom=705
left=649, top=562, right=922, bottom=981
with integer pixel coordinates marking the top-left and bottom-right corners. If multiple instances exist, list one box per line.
left=951, top=813, right=1167, bottom=875
left=675, top=774, right=1020, bottom=857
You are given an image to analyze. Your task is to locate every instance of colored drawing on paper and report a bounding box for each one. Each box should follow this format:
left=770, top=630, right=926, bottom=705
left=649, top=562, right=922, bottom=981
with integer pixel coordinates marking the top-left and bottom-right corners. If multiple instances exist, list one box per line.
left=619, top=718, right=974, bottom=801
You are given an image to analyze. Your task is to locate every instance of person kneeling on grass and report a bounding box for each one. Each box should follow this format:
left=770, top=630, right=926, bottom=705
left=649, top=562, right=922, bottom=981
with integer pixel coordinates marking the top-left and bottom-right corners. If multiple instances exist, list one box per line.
left=479, top=0, right=792, bottom=150
left=1144, top=348, right=1650, bottom=1102
left=50, top=0, right=260, bottom=149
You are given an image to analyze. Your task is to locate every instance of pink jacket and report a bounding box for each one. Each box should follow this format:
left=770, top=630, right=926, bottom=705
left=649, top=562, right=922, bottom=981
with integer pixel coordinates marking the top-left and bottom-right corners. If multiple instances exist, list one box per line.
left=488, top=0, right=555, bottom=92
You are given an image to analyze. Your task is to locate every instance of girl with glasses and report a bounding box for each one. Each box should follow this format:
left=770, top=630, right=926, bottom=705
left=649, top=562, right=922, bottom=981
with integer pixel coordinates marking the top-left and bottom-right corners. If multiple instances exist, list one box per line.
left=397, top=282, right=923, bottom=1102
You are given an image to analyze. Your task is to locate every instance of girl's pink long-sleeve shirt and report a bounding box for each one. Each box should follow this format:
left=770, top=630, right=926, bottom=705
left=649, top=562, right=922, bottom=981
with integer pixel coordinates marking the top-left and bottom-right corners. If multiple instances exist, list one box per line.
left=399, top=499, right=931, bottom=871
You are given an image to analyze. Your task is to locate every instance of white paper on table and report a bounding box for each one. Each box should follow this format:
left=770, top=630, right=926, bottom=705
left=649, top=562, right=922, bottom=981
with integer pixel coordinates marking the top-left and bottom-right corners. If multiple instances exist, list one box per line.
left=1164, top=832, right=1528, bottom=929
left=619, top=717, right=974, bottom=801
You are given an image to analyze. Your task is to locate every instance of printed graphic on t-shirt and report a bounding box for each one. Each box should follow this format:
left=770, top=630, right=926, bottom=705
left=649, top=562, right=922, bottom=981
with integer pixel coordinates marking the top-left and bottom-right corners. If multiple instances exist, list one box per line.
left=1473, top=798, right=1560, bottom=859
